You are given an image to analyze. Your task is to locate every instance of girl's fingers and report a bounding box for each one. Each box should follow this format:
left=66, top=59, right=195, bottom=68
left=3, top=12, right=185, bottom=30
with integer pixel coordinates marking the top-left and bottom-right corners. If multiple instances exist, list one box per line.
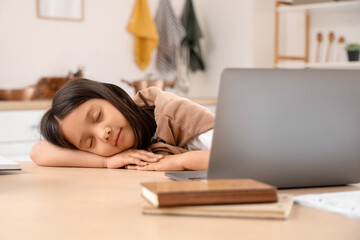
left=135, top=165, right=152, bottom=171
left=126, top=164, right=153, bottom=170
left=125, top=165, right=138, bottom=170
left=125, top=163, right=155, bottom=171
left=130, top=151, right=163, bottom=163
left=127, top=158, right=149, bottom=166
left=136, top=162, right=162, bottom=171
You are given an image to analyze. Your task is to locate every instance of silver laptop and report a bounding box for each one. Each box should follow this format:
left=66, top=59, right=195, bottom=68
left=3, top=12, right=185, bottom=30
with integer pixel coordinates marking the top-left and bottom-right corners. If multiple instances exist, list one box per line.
left=166, top=68, right=360, bottom=188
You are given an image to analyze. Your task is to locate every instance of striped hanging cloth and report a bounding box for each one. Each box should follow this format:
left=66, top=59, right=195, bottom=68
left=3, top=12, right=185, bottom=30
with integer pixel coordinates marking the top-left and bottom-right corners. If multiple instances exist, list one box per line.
left=155, top=0, right=186, bottom=74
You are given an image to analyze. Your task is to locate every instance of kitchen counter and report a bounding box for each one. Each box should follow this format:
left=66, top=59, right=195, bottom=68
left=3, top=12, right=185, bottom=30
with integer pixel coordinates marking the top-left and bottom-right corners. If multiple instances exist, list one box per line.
left=190, top=98, right=217, bottom=106
left=0, top=98, right=217, bottom=111
left=0, top=100, right=51, bottom=111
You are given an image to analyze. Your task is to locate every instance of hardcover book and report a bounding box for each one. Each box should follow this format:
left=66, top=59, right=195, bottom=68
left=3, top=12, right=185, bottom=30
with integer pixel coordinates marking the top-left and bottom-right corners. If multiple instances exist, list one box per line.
left=141, top=178, right=278, bottom=207
left=142, top=194, right=293, bottom=220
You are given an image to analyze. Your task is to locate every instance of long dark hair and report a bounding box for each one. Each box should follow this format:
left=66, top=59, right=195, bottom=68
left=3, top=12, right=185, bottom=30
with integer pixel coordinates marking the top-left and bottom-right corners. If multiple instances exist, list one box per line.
left=40, top=79, right=156, bottom=150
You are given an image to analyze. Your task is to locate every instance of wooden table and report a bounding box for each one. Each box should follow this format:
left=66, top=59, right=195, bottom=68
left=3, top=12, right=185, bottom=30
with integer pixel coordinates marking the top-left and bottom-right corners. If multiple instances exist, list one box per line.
left=1, top=162, right=359, bottom=240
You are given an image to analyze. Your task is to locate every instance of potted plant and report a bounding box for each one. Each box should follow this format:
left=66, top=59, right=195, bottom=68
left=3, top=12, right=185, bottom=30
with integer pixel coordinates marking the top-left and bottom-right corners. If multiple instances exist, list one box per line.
left=345, top=43, right=360, bottom=62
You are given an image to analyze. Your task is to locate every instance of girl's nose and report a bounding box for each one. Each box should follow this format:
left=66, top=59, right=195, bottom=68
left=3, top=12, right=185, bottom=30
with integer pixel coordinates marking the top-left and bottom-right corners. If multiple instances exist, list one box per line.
left=102, top=127, right=111, bottom=142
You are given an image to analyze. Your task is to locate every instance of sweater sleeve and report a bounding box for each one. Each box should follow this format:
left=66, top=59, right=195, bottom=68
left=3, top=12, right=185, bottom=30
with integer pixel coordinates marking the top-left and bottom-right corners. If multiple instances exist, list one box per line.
left=134, top=87, right=215, bottom=154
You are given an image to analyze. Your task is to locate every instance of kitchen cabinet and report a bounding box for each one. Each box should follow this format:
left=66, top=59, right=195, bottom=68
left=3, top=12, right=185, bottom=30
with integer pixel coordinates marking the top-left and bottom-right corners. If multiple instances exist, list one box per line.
left=274, top=0, right=360, bottom=69
left=0, top=109, right=46, bottom=161
left=0, top=101, right=50, bottom=161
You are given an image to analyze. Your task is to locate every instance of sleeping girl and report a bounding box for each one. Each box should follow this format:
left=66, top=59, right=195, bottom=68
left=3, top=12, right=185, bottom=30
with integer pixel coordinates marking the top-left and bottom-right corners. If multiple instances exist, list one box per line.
left=30, top=79, right=215, bottom=171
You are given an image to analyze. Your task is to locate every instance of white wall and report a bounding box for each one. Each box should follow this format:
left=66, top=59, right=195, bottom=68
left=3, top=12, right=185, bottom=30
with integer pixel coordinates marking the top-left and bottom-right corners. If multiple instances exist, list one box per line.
left=199, top=0, right=255, bottom=97
left=253, top=0, right=276, bottom=68
left=3, top=1, right=356, bottom=99
left=0, top=0, right=261, bottom=98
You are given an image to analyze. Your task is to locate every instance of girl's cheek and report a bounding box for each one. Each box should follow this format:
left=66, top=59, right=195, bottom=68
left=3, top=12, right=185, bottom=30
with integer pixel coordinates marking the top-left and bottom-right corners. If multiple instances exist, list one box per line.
left=96, top=146, right=117, bottom=157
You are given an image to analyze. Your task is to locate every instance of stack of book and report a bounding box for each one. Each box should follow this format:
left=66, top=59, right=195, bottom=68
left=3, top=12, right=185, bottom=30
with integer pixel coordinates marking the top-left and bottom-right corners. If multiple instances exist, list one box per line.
left=141, top=179, right=293, bottom=220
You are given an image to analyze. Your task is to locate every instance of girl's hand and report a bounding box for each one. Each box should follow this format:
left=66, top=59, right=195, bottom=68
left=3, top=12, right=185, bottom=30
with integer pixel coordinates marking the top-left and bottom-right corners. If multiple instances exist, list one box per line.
left=125, top=150, right=210, bottom=171
left=125, top=154, right=184, bottom=171
left=106, top=149, right=163, bottom=169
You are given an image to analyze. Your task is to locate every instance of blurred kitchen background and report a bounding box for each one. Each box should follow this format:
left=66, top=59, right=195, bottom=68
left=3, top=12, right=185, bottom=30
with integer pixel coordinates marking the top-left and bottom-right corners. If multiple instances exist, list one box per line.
left=0, top=0, right=359, bottom=161
left=0, top=0, right=280, bottom=98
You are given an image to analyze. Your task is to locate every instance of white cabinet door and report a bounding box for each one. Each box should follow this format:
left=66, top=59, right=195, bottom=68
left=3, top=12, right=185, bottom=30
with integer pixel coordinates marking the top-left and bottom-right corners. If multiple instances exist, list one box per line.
left=0, top=110, right=46, bottom=158
left=0, top=110, right=45, bottom=142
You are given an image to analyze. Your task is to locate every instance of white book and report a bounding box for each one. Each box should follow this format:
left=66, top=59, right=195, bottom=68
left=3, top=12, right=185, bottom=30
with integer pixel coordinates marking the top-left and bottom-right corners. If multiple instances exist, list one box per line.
left=143, top=194, right=293, bottom=220
left=0, top=155, right=21, bottom=171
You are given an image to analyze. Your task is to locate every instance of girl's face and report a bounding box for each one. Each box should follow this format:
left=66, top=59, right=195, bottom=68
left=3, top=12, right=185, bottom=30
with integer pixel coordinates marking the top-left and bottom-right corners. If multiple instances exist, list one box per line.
left=59, top=98, right=135, bottom=157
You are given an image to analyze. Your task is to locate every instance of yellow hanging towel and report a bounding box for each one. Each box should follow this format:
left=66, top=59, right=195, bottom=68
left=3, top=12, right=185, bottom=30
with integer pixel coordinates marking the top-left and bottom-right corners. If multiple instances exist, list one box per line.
left=127, top=0, right=159, bottom=70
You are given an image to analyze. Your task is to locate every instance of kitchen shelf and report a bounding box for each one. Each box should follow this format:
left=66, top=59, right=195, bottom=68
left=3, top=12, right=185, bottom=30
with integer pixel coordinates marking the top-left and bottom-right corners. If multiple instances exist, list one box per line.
left=274, top=0, right=360, bottom=69
left=277, top=61, right=360, bottom=69
left=277, top=1, right=360, bottom=13
left=306, top=61, right=360, bottom=69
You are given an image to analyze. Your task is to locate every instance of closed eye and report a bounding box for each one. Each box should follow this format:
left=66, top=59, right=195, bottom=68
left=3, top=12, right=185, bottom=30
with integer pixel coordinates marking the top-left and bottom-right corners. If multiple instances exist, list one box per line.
left=89, top=137, right=94, bottom=148
left=96, top=111, right=102, bottom=122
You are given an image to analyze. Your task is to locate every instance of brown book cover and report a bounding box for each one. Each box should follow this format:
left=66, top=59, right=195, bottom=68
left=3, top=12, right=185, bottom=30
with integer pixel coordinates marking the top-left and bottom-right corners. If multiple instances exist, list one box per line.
left=141, top=179, right=278, bottom=207
left=142, top=194, right=293, bottom=220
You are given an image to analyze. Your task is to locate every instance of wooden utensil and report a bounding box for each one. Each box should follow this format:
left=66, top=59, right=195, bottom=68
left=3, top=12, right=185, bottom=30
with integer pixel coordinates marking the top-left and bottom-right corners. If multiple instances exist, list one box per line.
left=326, top=32, right=335, bottom=62
left=337, top=36, right=345, bottom=62
left=315, top=32, right=322, bottom=63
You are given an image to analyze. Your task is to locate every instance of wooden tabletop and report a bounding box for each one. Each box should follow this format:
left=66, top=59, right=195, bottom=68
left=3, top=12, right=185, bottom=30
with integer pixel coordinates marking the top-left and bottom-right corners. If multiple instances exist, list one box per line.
left=0, top=162, right=359, bottom=240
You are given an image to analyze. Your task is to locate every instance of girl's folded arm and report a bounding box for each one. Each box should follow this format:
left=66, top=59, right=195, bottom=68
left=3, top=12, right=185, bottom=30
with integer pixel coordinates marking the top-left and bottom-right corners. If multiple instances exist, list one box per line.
left=30, top=140, right=107, bottom=168
left=30, top=141, right=163, bottom=168
left=180, top=150, right=210, bottom=170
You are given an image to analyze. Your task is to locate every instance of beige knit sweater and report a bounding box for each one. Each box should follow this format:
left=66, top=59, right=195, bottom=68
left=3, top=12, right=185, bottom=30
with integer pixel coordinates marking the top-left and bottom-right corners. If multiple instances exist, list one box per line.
left=133, top=87, right=215, bottom=155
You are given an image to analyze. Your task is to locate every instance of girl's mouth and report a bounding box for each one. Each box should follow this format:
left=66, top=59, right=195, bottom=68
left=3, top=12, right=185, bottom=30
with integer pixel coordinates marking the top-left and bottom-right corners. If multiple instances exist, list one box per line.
left=115, top=128, right=121, bottom=146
